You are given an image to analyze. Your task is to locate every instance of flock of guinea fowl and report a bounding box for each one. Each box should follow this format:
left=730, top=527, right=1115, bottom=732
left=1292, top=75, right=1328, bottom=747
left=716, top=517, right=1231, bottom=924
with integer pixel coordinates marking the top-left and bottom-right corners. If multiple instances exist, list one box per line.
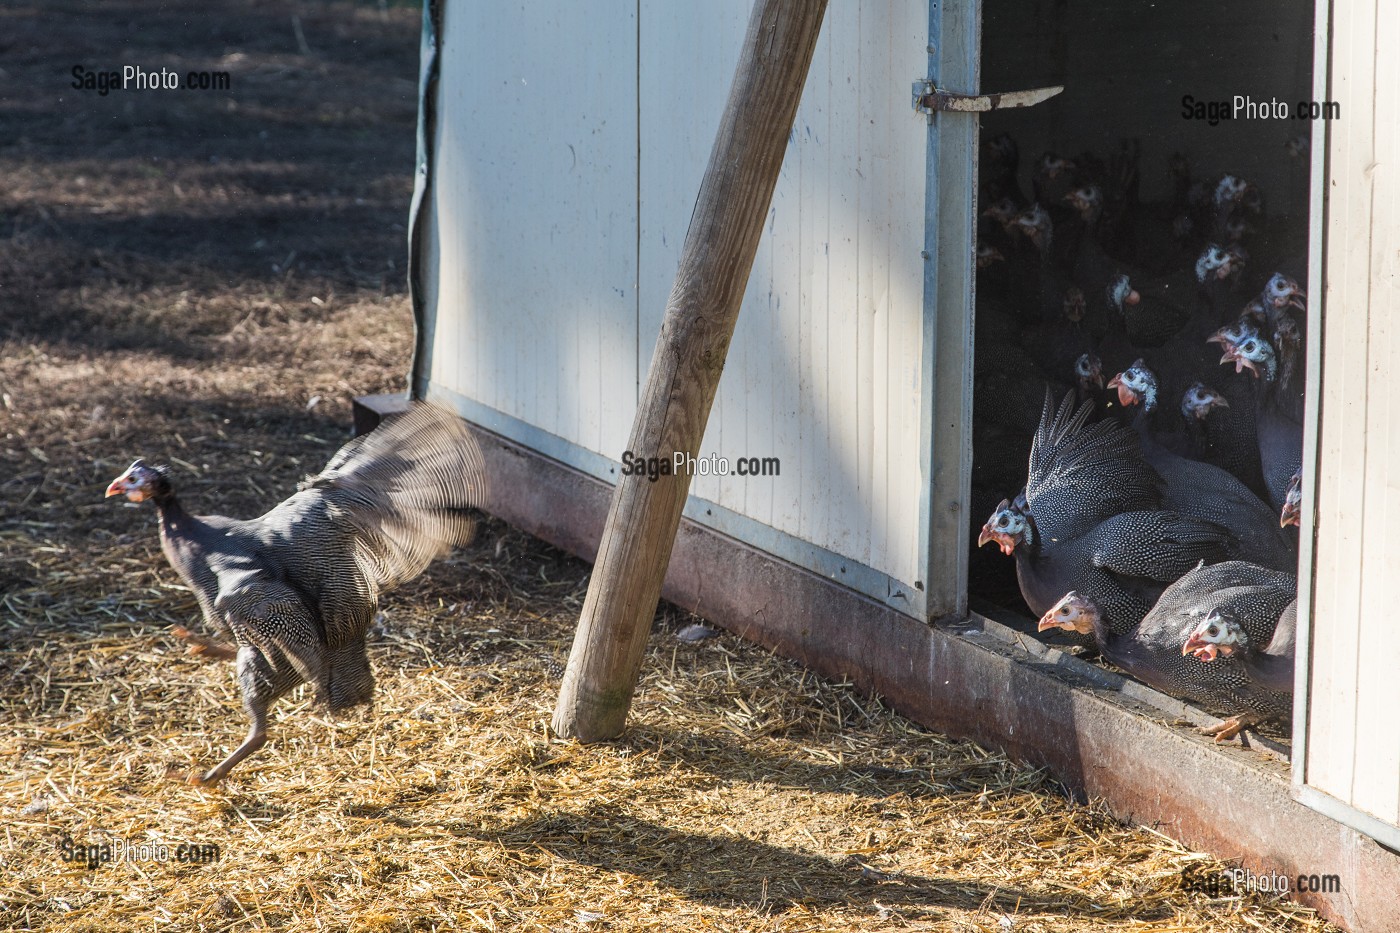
left=971, top=133, right=1307, bottom=742
left=103, top=133, right=1308, bottom=783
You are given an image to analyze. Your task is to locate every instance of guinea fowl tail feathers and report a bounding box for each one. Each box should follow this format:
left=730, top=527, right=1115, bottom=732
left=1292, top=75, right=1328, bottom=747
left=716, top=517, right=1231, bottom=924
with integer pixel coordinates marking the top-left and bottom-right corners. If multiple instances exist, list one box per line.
left=305, top=402, right=489, bottom=593
left=1026, top=391, right=1164, bottom=540
left=325, top=641, right=376, bottom=711
left=307, top=402, right=487, bottom=509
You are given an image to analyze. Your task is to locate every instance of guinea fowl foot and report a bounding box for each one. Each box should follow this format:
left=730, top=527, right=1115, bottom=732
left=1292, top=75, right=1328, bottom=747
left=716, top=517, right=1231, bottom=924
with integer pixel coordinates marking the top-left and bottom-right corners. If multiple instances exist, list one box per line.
left=164, top=763, right=223, bottom=786
left=1202, top=714, right=1257, bottom=742
left=172, top=626, right=237, bottom=661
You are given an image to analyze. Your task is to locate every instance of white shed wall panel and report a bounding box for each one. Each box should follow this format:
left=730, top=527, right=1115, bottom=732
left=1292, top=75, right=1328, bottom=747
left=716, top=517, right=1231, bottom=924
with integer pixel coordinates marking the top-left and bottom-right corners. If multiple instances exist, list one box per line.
left=639, top=0, right=930, bottom=587
left=425, top=1, right=639, bottom=461
left=423, top=0, right=930, bottom=595
left=1306, top=0, right=1400, bottom=832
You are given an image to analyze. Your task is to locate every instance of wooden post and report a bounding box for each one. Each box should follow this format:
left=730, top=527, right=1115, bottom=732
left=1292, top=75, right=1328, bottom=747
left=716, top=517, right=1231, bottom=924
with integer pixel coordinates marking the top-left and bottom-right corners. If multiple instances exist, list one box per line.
left=553, top=0, right=829, bottom=741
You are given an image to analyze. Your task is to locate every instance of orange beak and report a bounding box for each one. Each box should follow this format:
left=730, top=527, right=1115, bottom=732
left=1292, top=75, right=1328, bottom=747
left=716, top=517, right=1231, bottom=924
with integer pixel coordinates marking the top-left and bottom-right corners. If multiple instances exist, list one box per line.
left=1280, top=501, right=1301, bottom=528
left=1036, top=610, right=1061, bottom=632
left=977, top=524, right=1015, bottom=556
left=1106, top=373, right=1137, bottom=407
left=1182, top=633, right=1218, bottom=661
left=105, top=471, right=145, bottom=501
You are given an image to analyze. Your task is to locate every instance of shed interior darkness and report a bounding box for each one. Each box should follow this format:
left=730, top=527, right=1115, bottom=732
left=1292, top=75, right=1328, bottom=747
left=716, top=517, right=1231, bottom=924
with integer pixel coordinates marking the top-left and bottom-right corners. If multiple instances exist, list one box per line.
left=966, top=0, right=1317, bottom=679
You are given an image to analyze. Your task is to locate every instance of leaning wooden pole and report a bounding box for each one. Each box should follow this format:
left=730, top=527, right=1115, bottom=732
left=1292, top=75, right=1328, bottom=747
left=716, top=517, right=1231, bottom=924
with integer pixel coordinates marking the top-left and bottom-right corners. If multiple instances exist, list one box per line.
left=553, top=0, right=829, bottom=741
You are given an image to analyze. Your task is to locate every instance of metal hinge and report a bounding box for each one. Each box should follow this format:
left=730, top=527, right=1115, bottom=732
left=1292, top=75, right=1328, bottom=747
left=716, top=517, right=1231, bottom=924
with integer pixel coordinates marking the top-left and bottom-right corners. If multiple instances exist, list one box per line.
left=911, top=80, right=1063, bottom=122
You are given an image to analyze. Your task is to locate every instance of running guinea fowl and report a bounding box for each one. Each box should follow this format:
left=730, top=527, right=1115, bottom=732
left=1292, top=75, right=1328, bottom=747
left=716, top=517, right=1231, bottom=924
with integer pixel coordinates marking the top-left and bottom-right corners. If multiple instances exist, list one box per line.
left=105, top=402, right=487, bottom=785
left=1040, top=561, right=1296, bottom=741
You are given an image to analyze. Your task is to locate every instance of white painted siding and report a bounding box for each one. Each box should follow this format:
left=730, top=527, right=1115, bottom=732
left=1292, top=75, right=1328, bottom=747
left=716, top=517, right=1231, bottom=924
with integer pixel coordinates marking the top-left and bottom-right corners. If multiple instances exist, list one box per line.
left=639, top=0, right=930, bottom=589
left=1305, top=0, right=1400, bottom=833
left=423, top=0, right=933, bottom=601
left=424, top=0, right=639, bottom=461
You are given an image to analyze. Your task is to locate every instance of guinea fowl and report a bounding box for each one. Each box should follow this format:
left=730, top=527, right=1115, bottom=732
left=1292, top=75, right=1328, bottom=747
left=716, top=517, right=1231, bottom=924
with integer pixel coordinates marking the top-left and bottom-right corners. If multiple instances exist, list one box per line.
left=1178, top=378, right=1266, bottom=495
left=1039, top=561, right=1297, bottom=741
left=105, top=403, right=487, bottom=784
left=1106, top=360, right=1296, bottom=571
left=1032, top=152, right=1078, bottom=206
left=979, top=132, right=1027, bottom=209
left=1103, top=244, right=1244, bottom=355
left=977, top=392, right=1232, bottom=630
left=1218, top=327, right=1305, bottom=510
left=1185, top=598, right=1297, bottom=694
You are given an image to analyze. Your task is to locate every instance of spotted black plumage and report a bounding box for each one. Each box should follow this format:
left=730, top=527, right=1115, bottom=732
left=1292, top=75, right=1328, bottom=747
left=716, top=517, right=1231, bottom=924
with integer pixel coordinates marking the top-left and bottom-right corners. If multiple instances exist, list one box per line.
left=1047, top=562, right=1296, bottom=734
left=1024, top=390, right=1164, bottom=545
left=1109, top=360, right=1296, bottom=571
left=983, top=392, right=1233, bottom=635
left=106, top=402, right=487, bottom=784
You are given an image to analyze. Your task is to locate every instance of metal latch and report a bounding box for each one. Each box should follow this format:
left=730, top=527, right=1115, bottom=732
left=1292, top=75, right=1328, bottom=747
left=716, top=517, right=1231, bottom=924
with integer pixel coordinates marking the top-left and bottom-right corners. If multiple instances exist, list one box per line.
left=912, top=80, right=1063, bottom=121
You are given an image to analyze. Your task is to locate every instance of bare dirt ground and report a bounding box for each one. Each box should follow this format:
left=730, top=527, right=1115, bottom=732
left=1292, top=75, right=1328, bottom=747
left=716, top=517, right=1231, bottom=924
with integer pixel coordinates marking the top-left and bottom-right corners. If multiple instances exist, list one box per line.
left=0, top=3, right=1338, bottom=931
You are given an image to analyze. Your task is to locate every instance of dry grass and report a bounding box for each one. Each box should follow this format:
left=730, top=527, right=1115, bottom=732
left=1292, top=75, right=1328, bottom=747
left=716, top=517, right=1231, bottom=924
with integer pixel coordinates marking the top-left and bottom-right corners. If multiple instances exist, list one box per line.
left=0, top=2, right=1339, bottom=931
left=0, top=537, right=1341, bottom=931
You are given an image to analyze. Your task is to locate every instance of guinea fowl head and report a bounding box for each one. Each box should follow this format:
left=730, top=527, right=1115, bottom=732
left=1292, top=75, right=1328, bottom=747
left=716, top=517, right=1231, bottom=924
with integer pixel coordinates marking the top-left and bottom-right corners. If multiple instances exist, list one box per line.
left=1218, top=332, right=1278, bottom=381
left=1036, top=152, right=1075, bottom=181
left=976, top=242, right=1005, bottom=269
left=1194, top=243, right=1240, bottom=283
left=1107, top=360, right=1158, bottom=412
left=1281, top=470, right=1303, bottom=528
left=1223, top=216, right=1249, bottom=243
left=1240, top=297, right=1269, bottom=329
left=981, top=133, right=1018, bottom=171
left=1206, top=314, right=1260, bottom=350
left=978, top=498, right=1031, bottom=556
left=1272, top=314, right=1302, bottom=379
left=1062, top=286, right=1086, bottom=323
left=1074, top=352, right=1104, bottom=393
left=1107, top=273, right=1140, bottom=314
left=1180, top=382, right=1230, bottom=421
left=105, top=459, right=172, bottom=504
left=1264, top=273, right=1307, bottom=312
left=1014, top=204, right=1053, bottom=253
left=982, top=198, right=1021, bottom=236
left=1062, top=185, right=1102, bottom=224
left=1213, top=174, right=1256, bottom=209
left=1037, top=591, right=1099, bottom=635
left=1182, top=608, right=1249, bottom=661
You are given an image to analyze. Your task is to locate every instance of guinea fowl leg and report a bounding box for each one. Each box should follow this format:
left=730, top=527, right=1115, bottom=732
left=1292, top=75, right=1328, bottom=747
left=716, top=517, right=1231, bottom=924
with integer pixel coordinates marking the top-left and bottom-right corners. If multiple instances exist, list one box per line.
left=190, top=704, right=268, bottom=786
left=181, top=645, right=280, bottom=785
left=171, top=625, right=237, bottom=661
left=1202, top=712, right=1262, bottom=742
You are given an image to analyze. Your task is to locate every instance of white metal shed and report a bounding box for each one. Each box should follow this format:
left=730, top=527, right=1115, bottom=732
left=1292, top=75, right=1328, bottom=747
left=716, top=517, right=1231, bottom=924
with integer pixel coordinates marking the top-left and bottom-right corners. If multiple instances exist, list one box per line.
left=411, top=0, right=970, bottom=620
left=381, top=1, right=1400, bottom=927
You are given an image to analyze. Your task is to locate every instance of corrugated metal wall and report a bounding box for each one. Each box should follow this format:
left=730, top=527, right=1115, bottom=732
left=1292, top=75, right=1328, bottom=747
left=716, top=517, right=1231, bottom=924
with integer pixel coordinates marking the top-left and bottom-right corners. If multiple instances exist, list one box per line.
left=422, top=2, right=639, bottom=461
left=638, top=0, right=929, bottom=592
left=420, top=0, right=932, bottom=600
left=1304, top=0, right=1400, bottom=838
